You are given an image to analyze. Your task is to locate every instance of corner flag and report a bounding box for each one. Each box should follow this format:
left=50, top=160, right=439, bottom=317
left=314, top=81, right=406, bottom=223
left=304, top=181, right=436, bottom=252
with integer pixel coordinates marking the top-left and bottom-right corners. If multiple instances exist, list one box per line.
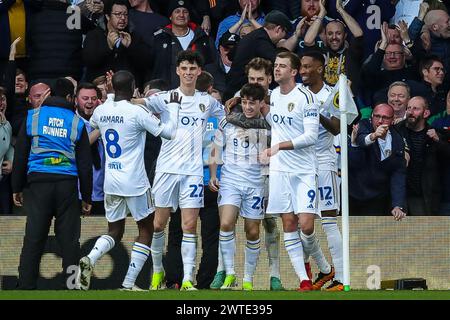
left=323, top=74, right=358, bottom=125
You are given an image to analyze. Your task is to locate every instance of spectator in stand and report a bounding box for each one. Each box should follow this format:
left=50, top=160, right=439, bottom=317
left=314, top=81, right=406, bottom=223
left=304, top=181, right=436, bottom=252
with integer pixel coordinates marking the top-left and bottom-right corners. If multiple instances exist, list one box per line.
left=128, top=0, right=170, bottom=47
left=361, top=22, right=420, bottom=105
left=224, top=10, right=292, bottom=101
left=430, top=89, right=450, bottom=215
left=75, top=83, right=105, bottom=216
left=413, top=55, right=448, bottom=118
left=155, top=0, right=213, bottom=36
left=205, top=32, right=240, bottom=94
left=349, top=103, right=407, bottom=220
left=93, top=75, right=108, bottom=103
left=83, top=0, right=151, bottom=87
left=388, top=81, right=411, bottom=124
left=0, top=0, right=32, bottom=75
left=149, top=0, right=216, bottom=88
left=304, top=0, right=364, bottom=95
left=215, top=0, right=265, bottom=48
left=396, top=96, right=450, bottom=215
left=422, top=9, right=450, bottom=70
left=78, top=0, right=106, bottom=29
left=0, top=86, right=14, bottom=215
left=327, top=0, right=396, bottom=59
left=27, top=0, right=95, bottom=82
left=1, top=38, right=28, bottom=137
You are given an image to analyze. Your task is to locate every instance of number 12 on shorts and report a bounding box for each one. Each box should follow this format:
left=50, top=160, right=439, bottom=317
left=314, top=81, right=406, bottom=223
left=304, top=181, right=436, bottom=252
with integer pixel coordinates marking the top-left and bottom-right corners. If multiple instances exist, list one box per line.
left=189, top=184, right=204, bottom=198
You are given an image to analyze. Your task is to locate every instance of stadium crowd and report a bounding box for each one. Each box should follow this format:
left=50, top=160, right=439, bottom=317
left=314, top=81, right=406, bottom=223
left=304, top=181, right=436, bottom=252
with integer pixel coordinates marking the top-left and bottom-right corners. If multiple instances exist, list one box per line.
left=1, top=0, right=450, bottom=291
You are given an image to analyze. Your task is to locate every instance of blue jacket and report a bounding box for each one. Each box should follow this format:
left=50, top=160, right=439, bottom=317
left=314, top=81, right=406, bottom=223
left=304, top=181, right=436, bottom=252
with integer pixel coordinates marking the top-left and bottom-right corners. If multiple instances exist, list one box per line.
left=349, top=119, right=407, bottom=209
left=26, top=104, right=85, bottom=176
left=12, top=96, right=93, bottom=203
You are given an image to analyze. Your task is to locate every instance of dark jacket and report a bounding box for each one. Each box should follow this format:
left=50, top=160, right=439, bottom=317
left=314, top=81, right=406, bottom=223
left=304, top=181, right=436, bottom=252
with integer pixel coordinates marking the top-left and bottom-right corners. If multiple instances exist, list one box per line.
left=395, top=120, right=450, bottom=214
left=205, top=54, right=228, bottom=95
left=149, top=22, right=217, bottom=88
left=349, top=119, right=407, bottom=209
left=27, top=1, right=94, bottom=81
left=361, top=47, right=421, bottom=104
left=12, top=96, right=93, bottom=203
left=0, top=0, right=36, bottom=60
left=83, top=27, right=151, bottom=85
left=224, top=27, right=278, bottom=101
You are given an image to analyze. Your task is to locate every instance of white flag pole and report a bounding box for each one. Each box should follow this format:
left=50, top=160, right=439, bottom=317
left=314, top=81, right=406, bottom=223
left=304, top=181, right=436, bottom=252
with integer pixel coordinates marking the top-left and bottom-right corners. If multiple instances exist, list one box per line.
left=338, top=75, right=351, bottom=291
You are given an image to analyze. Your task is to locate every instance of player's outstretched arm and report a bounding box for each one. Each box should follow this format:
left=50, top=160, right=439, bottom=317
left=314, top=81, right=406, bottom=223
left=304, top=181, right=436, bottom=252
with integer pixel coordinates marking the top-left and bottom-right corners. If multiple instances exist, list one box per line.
left=158, top=91, right=182, bottom=140
left=226, top=112, right=271, bottom=129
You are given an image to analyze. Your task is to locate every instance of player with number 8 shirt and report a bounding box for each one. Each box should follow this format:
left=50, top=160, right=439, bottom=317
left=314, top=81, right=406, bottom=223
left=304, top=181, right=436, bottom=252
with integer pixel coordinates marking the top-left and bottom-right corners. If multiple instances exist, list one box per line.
left=76, top=70, right=180, bottom=291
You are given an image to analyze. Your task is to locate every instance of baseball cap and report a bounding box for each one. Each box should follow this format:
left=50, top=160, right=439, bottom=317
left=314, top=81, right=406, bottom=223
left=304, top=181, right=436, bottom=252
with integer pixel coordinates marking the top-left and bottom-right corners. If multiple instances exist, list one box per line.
left=219, top=32, right=240, bottom=48
left=264, top=10, right=293, bottom=33
left=168, top=0, right=192, bottom=16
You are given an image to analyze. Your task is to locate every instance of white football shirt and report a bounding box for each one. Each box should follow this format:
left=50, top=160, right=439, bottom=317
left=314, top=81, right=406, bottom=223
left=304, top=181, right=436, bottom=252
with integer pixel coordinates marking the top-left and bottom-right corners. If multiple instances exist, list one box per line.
left=304, top=83, right=339, bottom=172
left=144, top=88, right=225, bottom=176
left=90, top=100, right=164, bottom=196
left=268, top=85, right=319, bottom=174
left=215, top=121, right=268, bottom=188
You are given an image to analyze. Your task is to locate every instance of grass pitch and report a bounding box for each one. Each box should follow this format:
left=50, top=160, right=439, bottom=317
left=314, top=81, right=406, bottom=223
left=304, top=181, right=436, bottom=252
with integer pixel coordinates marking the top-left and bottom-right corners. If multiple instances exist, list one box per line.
left=0, top=290, right=449, bottom=300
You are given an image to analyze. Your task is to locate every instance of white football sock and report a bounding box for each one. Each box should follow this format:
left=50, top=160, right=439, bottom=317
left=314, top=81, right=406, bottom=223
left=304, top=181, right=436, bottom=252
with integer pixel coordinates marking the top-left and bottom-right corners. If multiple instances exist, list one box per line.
left=219, top=230, right=235, bottom=275
left=265, top=225, right=281, bottom=279
left=150, top=231, right=165, bottom=273
left=244, top=239, right=261, bottom=283
left=301, top=231, right=331, bottom=274
left=181, top=233, right=197, bottom=283
left=216, top=241, right=224, bottom=273
left=87, top=235, right=115, bottom=265
left=283, top=231, right=309, bottom=281
left=122, top=242, right=150, bottom=288
left=322, top=217, right=343, bottom=282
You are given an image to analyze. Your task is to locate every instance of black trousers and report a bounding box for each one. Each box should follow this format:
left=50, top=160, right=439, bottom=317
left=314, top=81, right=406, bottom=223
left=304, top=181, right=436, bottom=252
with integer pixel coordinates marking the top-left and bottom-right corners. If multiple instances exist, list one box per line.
left=18, top=179, right=81, bottom=289
left=0, top=174, right=12, bottom=214
left=163, top=188, right=220, bottom=289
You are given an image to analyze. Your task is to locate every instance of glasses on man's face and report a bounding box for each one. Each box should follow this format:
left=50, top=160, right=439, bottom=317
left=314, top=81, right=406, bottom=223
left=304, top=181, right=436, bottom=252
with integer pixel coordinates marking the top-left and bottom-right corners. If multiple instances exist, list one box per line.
left=384, top=51, right=404, bottom=57
left=372, top=114, right=393, bottom=121
left=111, top=12, right=128, bottom=18
left=430, top=66, right=445, bottom=73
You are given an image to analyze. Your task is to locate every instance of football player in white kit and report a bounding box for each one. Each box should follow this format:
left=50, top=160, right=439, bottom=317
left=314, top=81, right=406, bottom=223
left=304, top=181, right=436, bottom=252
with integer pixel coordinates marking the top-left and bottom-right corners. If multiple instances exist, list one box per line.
left=259, top=51, right=323, bottom=291
left=211, top=58, right=284, bottom=291
left=299, top=51, right=343, bottom=291
left=209, top=83, right=269, bottom=291
left=76, top=71, right=180, bottom=291
left=134, top=50, right=226, bottom=291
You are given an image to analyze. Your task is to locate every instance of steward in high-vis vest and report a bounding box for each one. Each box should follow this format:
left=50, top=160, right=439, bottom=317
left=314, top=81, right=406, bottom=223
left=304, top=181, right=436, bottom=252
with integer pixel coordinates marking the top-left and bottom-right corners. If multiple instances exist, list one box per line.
left=12, top=78, right=93, bottom=290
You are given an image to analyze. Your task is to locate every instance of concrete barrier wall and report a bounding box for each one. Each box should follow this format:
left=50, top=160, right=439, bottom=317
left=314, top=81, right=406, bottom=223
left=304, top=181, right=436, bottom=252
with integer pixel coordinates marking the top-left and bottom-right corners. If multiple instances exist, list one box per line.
left=1, top=216, right=449, bottom=290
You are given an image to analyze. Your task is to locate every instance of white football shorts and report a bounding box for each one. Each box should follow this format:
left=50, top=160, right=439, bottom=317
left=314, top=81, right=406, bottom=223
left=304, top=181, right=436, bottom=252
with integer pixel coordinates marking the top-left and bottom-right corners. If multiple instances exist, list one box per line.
left=152, top=172, right=204, bottom=210
left=318, top=170, right=340, bottom=213
left=105, top=189, right=154, bottom=222
left=266, top=171, right=319, bottom=216
left=218, top=182, right=265, bottom=220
